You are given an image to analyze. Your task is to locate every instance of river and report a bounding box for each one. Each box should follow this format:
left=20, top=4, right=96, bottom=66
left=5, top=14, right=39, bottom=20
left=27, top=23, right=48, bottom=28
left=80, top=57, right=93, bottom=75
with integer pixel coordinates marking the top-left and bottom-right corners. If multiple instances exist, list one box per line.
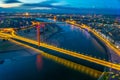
left=0, top=18, right=108, bottom=80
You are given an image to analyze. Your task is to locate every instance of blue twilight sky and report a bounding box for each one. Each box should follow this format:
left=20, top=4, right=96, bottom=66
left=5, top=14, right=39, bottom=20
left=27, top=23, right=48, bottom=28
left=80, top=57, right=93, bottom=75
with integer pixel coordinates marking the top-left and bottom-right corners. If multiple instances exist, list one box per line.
left=0, top=0, right=120, bottom=14
left=0, top=0, right=120, bottom=9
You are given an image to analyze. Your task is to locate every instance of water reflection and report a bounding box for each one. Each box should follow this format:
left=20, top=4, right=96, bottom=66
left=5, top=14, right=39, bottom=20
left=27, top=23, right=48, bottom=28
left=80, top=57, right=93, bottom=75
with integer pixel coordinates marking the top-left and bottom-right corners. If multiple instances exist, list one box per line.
left=41, top=51, right=102, bottom=78
left=83, top=30, right=91, bottom=39
left=10, top=34, right=102, bottom=79
left=4, top=38, right=103, bottom=80
left=36, top=54, right=43, bottom=71
left=47, top=23, right=107, bottom=59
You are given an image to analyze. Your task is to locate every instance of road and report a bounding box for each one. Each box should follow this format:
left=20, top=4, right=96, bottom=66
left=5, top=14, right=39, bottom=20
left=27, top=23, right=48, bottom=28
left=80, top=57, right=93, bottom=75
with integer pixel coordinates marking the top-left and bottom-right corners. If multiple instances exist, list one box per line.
left=0, top=32, right=120, bottom=71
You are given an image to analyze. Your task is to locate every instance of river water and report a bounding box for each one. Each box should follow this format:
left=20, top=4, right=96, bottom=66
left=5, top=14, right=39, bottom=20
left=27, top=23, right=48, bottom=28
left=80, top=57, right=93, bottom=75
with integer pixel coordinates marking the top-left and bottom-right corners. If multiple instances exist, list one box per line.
left=0, top=18, right=108, bottom=80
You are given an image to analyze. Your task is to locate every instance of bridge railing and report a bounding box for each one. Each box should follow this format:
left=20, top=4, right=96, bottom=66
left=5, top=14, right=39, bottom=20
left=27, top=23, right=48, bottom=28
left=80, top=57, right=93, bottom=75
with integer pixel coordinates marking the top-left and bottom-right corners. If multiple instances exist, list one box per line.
left=0, top=32, right=120, bottom=71
left=9, top=39, right=102, bottom=78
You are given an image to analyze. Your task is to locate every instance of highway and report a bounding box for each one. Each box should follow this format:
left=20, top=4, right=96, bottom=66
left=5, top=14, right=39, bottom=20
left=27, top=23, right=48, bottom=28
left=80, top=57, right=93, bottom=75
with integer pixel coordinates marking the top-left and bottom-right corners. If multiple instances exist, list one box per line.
left=0, top=32, right=120, bottom=71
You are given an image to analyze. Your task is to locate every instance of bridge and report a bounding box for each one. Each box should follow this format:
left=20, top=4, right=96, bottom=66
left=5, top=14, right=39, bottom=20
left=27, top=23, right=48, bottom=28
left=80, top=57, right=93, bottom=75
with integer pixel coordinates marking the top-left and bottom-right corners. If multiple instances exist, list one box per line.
left=8, top=38, right=102, bottom=78
left=0, top=31, right=120, bottom=71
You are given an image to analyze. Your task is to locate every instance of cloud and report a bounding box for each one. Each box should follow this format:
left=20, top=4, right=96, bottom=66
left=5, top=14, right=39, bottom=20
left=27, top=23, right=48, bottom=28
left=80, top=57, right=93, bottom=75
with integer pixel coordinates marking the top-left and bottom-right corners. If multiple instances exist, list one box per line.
left=1, top=0, right=120, bottom=10
left=21, top=0, right=58, bottom=9
left=19, top=0, right=47, bottom=4
left=30, top=7, right=55, bottom=10
left=22, top=0, right=58, bottom=6
left=4, top=0, right=21, bottom=3
left=0, top=3, right=21, bottom=8
left=21, top=0, right=70, bottom=10
left=51, top=1, right=68, bottom=6
left=1, top=0, right=72, bottom=9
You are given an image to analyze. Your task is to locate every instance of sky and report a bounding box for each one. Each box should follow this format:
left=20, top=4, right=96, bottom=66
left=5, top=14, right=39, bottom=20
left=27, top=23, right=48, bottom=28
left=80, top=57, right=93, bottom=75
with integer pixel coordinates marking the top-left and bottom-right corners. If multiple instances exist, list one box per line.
left=0, top=0, right=120, bottom=14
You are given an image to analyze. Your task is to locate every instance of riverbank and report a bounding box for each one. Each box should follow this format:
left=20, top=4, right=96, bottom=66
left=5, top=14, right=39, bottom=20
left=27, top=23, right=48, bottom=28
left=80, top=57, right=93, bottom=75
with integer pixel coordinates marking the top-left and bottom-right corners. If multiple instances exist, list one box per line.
left=0, top=19, right=108, bottom=79
left=66, top=21, right=120, bottom=80
left=0, top=39, right=37, bottom=65
left=89, top=32, right=109, bottom=59
left=0, top=39, right=23, bottom=52
left=0, top=39, right=101, bottom=80
left=17, top=22, right=61, bottom=42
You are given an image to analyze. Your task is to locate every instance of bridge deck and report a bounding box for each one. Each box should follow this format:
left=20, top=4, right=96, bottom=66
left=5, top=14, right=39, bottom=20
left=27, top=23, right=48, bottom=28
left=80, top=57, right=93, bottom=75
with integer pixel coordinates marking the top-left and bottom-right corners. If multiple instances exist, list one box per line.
left=0, top=32, right=120, bottom=71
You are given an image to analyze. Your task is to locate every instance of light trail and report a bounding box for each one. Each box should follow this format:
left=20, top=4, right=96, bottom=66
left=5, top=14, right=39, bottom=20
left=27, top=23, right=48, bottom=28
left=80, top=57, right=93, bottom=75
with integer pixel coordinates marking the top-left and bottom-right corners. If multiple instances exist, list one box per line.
left=9, top=39, right=102, bottom=78
left=0, top=32, right=120, bottom=71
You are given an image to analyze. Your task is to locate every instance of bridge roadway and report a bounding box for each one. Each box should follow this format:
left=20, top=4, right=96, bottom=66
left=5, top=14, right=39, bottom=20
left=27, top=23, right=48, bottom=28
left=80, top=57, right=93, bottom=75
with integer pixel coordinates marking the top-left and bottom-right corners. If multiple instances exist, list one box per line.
left=9, top=39, right=102, bottom=78
left=0, top=32, right=120, bottom=71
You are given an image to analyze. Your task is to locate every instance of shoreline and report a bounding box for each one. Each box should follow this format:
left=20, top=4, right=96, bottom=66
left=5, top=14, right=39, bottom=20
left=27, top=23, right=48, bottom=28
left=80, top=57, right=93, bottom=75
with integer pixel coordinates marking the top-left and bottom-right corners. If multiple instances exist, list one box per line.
left=66, top=22, right=109, bottom=60
left=66, top=22, right=120, bottom=80
left=43, top=24, right=62, bottom=42
left=89, top=32, right=111, bottom=61
left=43, top=22, right=107, bottom=71
left=17, top=22, right=61, bottom=42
